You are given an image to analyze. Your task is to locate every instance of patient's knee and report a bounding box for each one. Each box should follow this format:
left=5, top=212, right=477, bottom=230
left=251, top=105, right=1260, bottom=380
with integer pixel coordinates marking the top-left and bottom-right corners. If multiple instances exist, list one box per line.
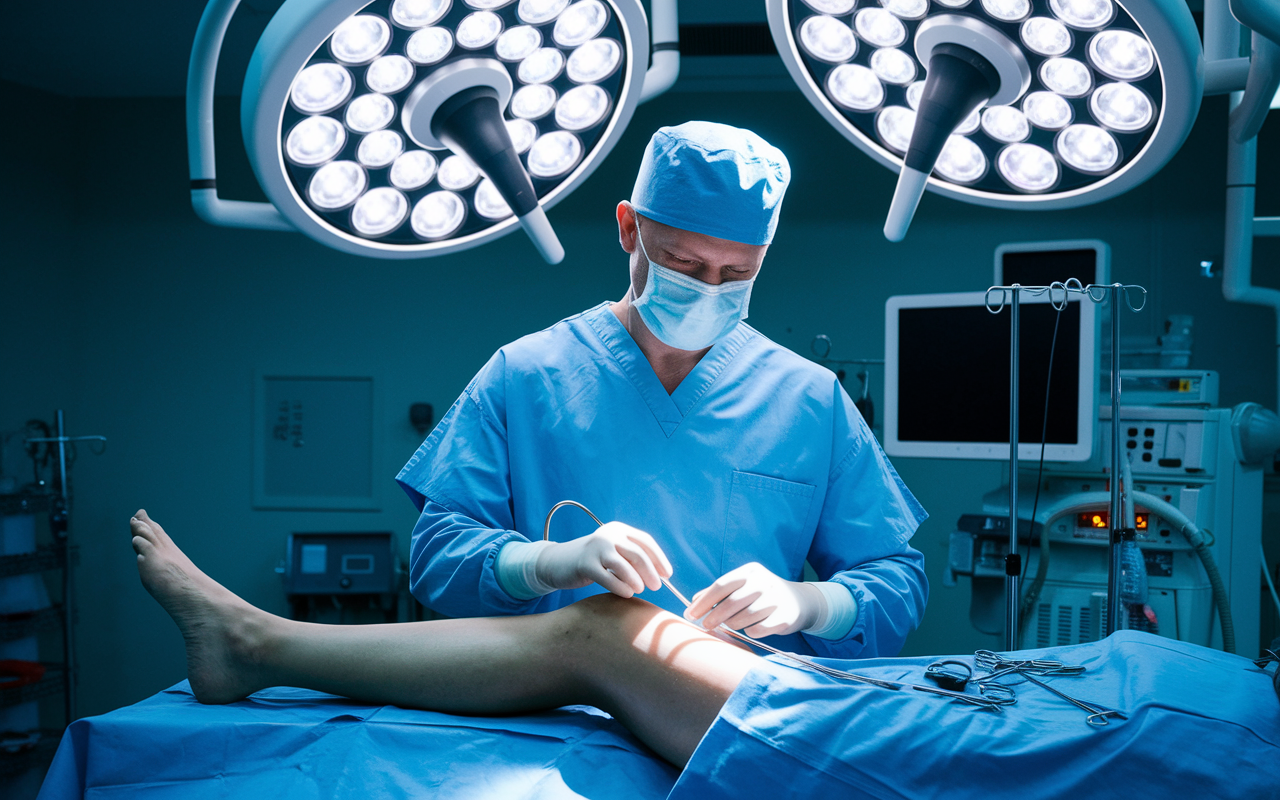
left=547, top=595, right=662, bottom=654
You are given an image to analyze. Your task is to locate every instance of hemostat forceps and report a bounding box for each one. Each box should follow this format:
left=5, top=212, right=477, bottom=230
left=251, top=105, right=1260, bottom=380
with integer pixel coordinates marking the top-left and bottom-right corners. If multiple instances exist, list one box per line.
left=973, top=650, right=1125, bottom=726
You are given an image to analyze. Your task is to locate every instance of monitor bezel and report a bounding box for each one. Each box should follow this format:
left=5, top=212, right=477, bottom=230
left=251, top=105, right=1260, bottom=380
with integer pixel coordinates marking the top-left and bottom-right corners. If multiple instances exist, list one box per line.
left=884, top=291, right=1097, bottom=462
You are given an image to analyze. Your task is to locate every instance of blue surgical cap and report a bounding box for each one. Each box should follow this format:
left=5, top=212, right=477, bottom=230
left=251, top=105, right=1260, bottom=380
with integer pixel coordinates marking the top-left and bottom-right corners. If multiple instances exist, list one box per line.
left=630, top=121, right=790, bottom=246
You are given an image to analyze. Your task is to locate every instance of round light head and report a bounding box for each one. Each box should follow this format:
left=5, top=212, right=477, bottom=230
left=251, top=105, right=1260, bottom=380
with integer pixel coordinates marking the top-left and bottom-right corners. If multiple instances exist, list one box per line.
left=243, top=0, right=648, bottom=259
left=765, top=0, right=1202, bottom=211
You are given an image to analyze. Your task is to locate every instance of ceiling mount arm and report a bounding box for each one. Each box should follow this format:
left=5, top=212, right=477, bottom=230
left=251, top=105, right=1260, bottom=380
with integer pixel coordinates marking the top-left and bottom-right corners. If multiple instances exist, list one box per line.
left=639, top=0, right=679, bottom=102
left=187, top=0, right=293, bottom=231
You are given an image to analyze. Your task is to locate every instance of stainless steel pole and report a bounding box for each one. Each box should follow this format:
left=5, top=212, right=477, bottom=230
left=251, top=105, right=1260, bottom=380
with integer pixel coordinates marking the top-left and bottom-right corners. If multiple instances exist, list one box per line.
left=56, top=410, right=76, bottom=721
left=1105, top=289, right=1124, bottom=636
left=1006, top=287, right=1021, bottom=651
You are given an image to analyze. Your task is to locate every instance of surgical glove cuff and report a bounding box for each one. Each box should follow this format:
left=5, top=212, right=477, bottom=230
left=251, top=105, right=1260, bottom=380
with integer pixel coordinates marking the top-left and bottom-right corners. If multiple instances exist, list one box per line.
left=495, top=540, right=557, bottom=600
left=803, top=581, right=859, bottom=639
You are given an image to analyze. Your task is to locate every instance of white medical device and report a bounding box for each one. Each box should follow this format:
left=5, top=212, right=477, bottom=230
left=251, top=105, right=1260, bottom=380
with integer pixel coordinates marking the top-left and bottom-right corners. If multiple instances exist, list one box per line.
left=884, top=290, right=1098, bottom=461
left=949, top=399, right=1266, bottom=658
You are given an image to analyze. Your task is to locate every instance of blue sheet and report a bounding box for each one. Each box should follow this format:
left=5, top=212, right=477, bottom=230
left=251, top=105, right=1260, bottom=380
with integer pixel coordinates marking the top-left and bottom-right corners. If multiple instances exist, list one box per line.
left=38, top=632, right=1280, bottom=799
left=37, top=684, right=678, bottom=799
left=677, top=631, right=1280, bottom=799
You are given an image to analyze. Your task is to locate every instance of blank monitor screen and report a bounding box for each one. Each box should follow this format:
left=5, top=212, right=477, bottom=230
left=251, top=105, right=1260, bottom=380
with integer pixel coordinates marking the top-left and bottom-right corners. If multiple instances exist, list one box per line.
left=885, top=292, right=1096, bottom=461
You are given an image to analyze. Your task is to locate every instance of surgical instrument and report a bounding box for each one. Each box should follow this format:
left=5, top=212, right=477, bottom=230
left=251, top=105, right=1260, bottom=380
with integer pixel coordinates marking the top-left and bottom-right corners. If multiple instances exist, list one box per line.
left=974, top=649, right=1125, bottom=726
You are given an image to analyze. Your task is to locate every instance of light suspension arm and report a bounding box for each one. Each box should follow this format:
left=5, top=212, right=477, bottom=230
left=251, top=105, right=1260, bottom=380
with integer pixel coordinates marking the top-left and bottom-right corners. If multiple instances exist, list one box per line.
left=1230, top=31, right=1280, bottom=143
left=639, top=0, right=680, bottom=103
left=187, top=0, right=293, bottom=231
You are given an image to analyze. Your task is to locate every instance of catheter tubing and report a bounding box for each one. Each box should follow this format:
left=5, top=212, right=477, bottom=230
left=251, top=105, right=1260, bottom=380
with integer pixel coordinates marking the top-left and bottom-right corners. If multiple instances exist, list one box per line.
left=1019, top=491, right=1235, bottom=654
left=639, top=0, right=680, bottom=103
left=187, top=0, right=293, bottom=231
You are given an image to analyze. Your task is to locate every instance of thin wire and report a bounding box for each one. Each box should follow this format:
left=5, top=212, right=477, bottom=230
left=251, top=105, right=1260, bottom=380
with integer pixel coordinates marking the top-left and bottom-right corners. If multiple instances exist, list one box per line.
left=1022, top=305, right=1063, bottom=585
left=541, top=501, right=1008, bottom=710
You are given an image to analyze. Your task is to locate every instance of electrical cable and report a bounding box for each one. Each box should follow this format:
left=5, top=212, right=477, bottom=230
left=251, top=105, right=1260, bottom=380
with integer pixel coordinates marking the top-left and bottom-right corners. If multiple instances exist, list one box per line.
left=1021, top=296, right=1064, bottom=585
left=1262, top=541, right=1280, bottom=621
left=540, top=500, right=1008, bottom=710
left=1014, top=490, right=1235, bottom=653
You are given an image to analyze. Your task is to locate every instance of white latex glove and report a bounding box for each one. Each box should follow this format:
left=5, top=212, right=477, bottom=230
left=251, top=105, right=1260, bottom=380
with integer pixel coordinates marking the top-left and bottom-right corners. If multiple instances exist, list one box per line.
left=685, top=562, right=823, bottom=638
left=535, top=521, right=673, bottom=598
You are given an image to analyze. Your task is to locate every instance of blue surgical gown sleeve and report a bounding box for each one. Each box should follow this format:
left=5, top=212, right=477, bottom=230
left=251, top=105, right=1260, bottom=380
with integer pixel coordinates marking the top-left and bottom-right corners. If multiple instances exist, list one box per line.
left=797, top=384, right=929, bottom=659
left=396, top=352, right=545, bottom=618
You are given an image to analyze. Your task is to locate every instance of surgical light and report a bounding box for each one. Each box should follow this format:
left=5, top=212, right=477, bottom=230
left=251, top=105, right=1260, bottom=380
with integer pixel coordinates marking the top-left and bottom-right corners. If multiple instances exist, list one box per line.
left=855, top=9, right=907, bottom=49
left=345, top=93, right=396, bottom=131
left=1088, top=29, right=1153, bottom=80
left=766, top=0, right=1201, bottom=240
left=876, top=105, right=917, bottom=152
left=881, top=0, right=929, bottom=22
left=505, top=118, right=537, bottom=151
left=527, top=130, right=583, bottom=177
left=366, top=54, right=416, bottom=92
left=518, top=47, right=566, bottom=82
left=1022, top=90, right=1073, bottom=129
left=474, top=178, right=515, bottom=218
left=828, top=64, right=885, bottom=110
left=438, top=153, right=482, bottom=188
left=871, top=48, right=917, bottom=85
left=803, top=0, right=855, bottom=14
left=800, top=15, right=858, bottom=63
left=935, top=134, right=988, bottom=182
left=331, top=15, right=392, bottom=64
left=997, top=142, right=1058, bottom=190
left=390, top=149, right=438, bottom=188
left=1020, top=18, right=1072, bottom=57
left=287, top=116, right=348, bottom=164
left=1090, top=81, right=1153, bottom=130
left=553, top=0, right=609, bottom=47
left=981, top=104, right=1031, bottom=142
left=567, top=38, right=622, bottom=82
left=392, top=0, right=450, bottom=28
left=496, top=25, right=542, bottom=59
left=556, top=84, right=611, bottom=129
left=511, top=83, right=558, bottom=117
left=519, top=0, right=570, bottom=25
left=1055, top=122, right=1120, bottom=172
left=291, top=63, right=353, bottom=112
left=412, top=190, right=467, bottom=237
left=309, top=160, right=367, bottom=208
left=352, top=187, right=410, bottom=234
left=406, top=28, right=454, bottom=64
left=1039, top=57, right=1093, bottom=96
left=357, top=129, right=406, bottom=166
left=188, top=0, right=654, bottom=264
left=1049, top=0, right=1114, bottom=30
left=456, top=11, right=504, bottom=49
left=980, top=0, right=1031, bottom=25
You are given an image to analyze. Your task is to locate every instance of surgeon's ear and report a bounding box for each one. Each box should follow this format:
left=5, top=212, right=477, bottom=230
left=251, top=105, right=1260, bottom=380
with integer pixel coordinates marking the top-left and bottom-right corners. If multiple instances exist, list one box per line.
left=616, top=201, right=638, bottom=254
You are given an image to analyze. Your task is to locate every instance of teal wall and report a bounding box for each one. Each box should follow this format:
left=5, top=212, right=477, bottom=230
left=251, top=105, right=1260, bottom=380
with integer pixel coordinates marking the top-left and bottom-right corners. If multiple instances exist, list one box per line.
left=3, top=78, right=1278, bottom=719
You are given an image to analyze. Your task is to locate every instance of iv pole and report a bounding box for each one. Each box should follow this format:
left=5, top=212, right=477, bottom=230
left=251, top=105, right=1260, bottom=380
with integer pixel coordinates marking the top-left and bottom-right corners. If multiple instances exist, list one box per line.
left=986, top=281, right=1145, bottom=649
left=26, top=410, right=106, bottom=723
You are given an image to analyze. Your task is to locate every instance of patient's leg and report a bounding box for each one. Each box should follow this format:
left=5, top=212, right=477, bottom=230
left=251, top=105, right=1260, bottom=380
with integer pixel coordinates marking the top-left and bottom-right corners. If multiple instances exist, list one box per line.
left=130, top=509, right=757, bottom=766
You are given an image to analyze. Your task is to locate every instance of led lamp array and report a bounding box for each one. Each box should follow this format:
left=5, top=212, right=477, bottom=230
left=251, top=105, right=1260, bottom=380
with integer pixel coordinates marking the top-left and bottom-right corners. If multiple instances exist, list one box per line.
left=280, top=0, right=626, bottom=244
left=791, top=0, right=1162, bottom=195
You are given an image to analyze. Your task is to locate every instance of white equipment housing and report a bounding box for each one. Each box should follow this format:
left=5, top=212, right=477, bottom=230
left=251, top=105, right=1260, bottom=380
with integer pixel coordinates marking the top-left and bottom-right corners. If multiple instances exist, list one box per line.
left=950, top=403, right=1263, bottom=657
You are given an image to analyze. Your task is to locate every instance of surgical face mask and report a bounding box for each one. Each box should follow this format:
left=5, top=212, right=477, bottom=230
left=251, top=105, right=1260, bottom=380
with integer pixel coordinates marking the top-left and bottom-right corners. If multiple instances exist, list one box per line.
left=631, top=225, right=756, bottom=351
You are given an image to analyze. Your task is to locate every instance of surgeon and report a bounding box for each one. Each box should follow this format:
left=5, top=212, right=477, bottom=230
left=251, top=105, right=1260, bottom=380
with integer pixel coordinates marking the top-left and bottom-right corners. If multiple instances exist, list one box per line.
left=396, top=121, right=928, bottom=659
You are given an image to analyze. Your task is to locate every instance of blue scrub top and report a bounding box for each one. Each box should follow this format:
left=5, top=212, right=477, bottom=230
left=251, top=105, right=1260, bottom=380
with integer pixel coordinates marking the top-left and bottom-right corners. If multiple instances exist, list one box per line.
left=397, top=303, right=928, bottom=658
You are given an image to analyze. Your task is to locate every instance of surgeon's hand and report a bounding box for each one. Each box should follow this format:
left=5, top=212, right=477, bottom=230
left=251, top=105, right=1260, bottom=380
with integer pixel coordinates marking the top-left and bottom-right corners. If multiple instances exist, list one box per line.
left=686, top=562, right=822, bottom=638
left=535, top=522, right=673, bottom=598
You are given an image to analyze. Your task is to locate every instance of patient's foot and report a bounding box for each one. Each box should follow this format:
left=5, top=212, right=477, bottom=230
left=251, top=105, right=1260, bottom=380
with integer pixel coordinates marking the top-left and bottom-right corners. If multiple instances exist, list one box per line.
left=131, top=510, right=266, bottom=704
